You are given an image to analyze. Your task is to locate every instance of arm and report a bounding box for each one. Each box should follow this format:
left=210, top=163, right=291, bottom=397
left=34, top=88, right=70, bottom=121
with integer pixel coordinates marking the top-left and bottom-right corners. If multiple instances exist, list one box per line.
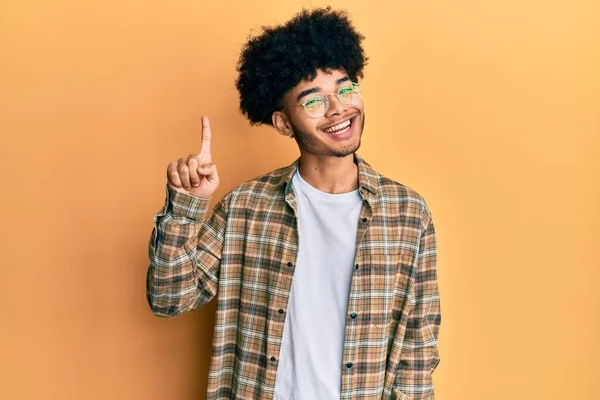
left=394, top=208, right=441, bottom=399
left=146, top=186, right=228, bottom=317
left=146, top=115, right=223, bottom=317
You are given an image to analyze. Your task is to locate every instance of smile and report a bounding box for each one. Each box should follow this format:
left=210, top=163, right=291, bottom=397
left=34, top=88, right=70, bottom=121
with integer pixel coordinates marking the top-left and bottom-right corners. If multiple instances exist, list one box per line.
left=323, top=119, right=351, bottom=134
left=319, top=115, right=358, bottom=140
left=320, top=115, right=357, bottom=137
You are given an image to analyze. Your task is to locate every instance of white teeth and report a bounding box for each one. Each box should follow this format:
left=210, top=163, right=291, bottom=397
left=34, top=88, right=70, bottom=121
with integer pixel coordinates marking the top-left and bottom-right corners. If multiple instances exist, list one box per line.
left=330, top=125, right=350, bottom=135
left=323, top=119, right=351, bottom=133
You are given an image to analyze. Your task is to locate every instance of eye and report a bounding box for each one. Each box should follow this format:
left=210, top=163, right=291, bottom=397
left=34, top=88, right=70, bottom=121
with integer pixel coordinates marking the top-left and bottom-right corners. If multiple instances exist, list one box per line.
left=304, top=97, right=326, bottom=109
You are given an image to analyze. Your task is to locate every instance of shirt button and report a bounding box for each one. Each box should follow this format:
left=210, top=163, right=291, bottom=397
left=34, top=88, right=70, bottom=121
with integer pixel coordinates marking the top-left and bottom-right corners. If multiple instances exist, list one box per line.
left=362, top=218, right=367, bottom=223
left=278, top=309, right=284, bottom=314
left=355, top=263, right=359, bottom=270
left=350, top=313, right=357, bottom=319
left=270, top=356, right=277, bottom=362
left=287, top=262, right=293, bottom=267
left=346, top=362, right=353, bottom=368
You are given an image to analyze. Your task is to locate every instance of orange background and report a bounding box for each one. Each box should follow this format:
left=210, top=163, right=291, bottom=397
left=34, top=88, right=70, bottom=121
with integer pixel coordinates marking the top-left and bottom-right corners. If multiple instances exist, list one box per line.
left=1, top=0, right=598, bottom=399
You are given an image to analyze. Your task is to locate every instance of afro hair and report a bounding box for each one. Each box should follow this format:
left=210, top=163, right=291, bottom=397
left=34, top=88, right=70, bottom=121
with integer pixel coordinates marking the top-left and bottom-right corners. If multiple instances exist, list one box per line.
left=235, top=6, right=368, bottom=125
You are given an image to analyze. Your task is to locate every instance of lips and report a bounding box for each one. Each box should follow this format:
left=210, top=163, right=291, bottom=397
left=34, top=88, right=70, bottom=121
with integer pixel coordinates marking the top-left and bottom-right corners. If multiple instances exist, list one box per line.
left=320, top=115, right=357, bottom=135
left=320, top=115, right=357, bottom=140
left=323, top=119, right=351, bottom=134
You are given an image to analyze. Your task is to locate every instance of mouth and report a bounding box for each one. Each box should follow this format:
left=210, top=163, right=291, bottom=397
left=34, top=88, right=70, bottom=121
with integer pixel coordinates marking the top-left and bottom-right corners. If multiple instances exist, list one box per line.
left=320, top=115, right=358, bottom=139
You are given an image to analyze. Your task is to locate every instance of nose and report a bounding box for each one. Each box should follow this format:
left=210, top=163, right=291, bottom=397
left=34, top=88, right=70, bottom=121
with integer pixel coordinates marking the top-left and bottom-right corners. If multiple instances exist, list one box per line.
left=324, top=93, right=347, bottom=117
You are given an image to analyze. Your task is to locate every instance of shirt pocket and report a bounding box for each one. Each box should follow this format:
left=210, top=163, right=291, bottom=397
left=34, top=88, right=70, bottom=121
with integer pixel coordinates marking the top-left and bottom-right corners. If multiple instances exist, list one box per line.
left=391, top=388, right=410, bottom=400
left=360, top=249, right=416, bottom=331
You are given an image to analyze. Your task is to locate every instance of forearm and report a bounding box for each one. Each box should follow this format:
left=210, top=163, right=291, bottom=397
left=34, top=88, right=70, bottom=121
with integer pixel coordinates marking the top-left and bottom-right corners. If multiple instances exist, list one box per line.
left=393, top=296, right=441, bottom=399
left=394, top=210, right=441, bottom=399
left=146, top=186, right=220, bottom=317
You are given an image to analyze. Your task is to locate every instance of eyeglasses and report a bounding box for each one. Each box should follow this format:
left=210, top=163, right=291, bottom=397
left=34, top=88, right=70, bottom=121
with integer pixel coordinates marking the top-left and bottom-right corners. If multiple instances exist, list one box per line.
left=281, top=81, right=362, bottom=118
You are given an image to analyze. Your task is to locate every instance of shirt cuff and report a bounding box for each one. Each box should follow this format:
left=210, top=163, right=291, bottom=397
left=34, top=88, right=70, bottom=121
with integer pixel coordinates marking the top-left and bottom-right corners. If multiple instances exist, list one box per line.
left=166, top=185, right=211, bottom=221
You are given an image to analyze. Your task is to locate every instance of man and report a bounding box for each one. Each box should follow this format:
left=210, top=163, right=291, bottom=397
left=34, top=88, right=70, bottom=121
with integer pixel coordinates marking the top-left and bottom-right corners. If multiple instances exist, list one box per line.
left=147, top=7, right=441, bottom=400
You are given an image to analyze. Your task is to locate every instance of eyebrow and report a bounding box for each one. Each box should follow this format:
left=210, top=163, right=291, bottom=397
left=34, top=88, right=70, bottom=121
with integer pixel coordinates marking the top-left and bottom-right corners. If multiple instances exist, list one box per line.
left=296, top=76, right=351, bottom=102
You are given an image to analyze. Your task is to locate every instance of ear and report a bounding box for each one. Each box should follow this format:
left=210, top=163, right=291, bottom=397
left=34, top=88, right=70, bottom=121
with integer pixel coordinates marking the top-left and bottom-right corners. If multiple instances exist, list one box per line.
left=272, top=111, right=294, bottom=138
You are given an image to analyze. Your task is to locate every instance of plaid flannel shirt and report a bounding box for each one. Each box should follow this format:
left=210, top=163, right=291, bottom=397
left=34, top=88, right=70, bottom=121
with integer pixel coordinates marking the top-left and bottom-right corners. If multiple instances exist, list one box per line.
left=147, top=154, right=441, bottom=400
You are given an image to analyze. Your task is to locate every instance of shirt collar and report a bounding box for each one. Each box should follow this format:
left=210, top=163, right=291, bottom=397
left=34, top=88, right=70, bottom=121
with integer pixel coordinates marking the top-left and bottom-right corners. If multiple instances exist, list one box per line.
left=280, top=153, right=379, bottom=199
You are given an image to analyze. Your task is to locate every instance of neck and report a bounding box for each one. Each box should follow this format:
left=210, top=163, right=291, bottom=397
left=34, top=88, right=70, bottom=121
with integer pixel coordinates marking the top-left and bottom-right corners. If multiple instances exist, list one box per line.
left=297, top=153, right=359, bottom=194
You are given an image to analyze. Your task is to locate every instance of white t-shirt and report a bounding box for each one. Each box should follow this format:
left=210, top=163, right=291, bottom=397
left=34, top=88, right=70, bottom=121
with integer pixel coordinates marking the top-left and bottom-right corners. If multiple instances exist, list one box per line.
left=273, top=169, right=363, bottom=400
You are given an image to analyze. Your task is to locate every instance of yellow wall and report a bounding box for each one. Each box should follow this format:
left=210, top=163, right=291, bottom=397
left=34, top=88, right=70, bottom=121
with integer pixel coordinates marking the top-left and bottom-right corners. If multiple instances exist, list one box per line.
left=1, top=0, right=598, bottom=399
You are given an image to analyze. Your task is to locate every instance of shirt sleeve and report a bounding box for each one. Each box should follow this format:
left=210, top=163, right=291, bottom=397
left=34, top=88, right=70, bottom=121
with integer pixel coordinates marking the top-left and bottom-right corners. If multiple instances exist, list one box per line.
left=146, top=185, right=228, bottom=317
left=394, top=208, right=441, bottom=399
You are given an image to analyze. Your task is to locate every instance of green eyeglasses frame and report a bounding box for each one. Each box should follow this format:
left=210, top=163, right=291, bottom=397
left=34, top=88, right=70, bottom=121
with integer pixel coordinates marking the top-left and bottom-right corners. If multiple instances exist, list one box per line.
left=280, top=81, right=362, bottom=118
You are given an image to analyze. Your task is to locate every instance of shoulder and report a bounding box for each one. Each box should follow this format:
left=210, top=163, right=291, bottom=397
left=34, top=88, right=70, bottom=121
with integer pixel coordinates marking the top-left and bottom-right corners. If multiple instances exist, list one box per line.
left=219, top=164, right=292, bottom=209
left=373, top=169, right=434, bottom=227
left=236, top=165, right=290, bottom=195
left=378, top=173, right=427, bottom=206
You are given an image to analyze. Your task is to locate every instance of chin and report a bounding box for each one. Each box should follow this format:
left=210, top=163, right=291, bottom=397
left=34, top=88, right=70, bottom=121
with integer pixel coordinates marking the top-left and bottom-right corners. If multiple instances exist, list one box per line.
left=331, top=140, right=361, bottom=158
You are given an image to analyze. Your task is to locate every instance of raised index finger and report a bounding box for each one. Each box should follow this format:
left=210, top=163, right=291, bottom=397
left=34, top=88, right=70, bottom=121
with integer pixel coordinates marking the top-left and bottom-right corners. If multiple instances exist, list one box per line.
left=200, top=115, right=212, bottom=155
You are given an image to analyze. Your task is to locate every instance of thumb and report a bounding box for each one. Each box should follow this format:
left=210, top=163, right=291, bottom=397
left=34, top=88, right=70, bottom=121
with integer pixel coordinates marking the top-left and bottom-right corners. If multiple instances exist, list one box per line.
left=197, top=163, right=218, bottom=180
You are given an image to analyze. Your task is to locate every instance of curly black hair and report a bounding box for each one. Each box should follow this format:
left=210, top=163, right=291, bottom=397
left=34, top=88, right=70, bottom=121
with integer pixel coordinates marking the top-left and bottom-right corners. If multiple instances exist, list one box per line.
left=235, top=6, right=368, bottom=126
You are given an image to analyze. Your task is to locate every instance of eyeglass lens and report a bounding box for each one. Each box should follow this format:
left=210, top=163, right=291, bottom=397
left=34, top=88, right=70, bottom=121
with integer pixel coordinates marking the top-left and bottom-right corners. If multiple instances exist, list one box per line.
left=303, top=82, right=361, bottom=117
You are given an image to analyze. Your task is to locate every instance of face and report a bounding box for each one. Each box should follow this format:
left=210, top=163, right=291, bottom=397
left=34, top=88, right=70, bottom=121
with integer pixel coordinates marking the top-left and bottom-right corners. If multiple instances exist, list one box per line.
left=273, top=69, right=365, bottom=158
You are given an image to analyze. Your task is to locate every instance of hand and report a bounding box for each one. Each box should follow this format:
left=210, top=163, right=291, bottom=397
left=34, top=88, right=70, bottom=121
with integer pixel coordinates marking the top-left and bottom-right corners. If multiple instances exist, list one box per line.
left=166, top=116, right=220, bottom=199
